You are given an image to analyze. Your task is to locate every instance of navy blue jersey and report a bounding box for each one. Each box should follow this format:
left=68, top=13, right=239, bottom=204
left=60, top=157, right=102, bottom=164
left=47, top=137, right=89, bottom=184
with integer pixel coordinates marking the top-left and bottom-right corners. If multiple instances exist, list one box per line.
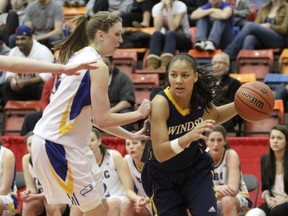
left=150, top=87, right=207, bottom=171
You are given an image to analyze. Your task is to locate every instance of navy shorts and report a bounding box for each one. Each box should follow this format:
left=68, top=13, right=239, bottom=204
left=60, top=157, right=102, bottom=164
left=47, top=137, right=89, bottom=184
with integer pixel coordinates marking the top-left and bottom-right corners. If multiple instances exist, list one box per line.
left=142, top=153, right=218, bottom=216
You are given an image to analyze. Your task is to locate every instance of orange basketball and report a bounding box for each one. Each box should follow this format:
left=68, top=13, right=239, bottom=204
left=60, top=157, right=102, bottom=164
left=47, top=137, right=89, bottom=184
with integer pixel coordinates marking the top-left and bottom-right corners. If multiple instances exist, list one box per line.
left=234, top=81, right=275, bottom=121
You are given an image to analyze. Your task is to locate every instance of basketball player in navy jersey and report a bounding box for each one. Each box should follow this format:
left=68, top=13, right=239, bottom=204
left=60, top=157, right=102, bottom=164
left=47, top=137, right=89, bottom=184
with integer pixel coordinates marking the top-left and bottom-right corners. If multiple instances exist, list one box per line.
left=141, top=53, right=239, bottom=216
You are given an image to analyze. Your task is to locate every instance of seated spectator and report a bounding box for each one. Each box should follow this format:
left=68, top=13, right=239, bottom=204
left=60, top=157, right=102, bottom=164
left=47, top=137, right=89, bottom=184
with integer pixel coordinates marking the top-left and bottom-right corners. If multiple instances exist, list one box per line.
left=207, top=125, right=252, bottom=216
left=86, top=0, right=133, bottom=20
left=121, top=137, right=152, bottom=216
left=70, top=127, right=127, bottom=216
left=1, top=25, right=53, bottom=105
left=246, top=125, right=288, bottom=216
left=233, top=0, right=250, bottom=29
left=146, top=0, right=191, bottom=70
left=2, top=0, right=26, bottom=47
left=211, top=52, right=242, bottom=133
left=224, top=0, right=288, bottom=60
left=104, top=56, right=136, bottom=131
left=20, top=75, right=57, bottom=136
left=21, top=131, right=70, bottom=216
left=191, top=0, right=235, bottom=52
left=0, top=138, right=17, bottom=216
left=180, top=0, right=208, bottom=27
left=22, top=0, right=64, bottom=50
left=124, top=0, right=160, bottom=28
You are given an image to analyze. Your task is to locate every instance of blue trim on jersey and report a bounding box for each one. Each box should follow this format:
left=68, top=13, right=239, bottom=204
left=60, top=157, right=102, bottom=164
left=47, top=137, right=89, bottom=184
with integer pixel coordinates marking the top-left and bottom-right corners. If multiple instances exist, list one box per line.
left=70, top=70, right=91, bottom=120
left=45, top=139, right=68, bottom=181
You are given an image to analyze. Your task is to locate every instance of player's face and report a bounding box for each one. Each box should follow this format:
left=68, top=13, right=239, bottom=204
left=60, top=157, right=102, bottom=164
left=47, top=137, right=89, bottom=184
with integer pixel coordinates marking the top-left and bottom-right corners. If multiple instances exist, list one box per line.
left=269, top=129, right=287, bottom=153
left=89, top=131, right=101, bottom=152
left=207, top=131, right=226, bottom=158
left=125, top=140, right=144, bottom=159
left=101, top=22, right=123, bottom=56
left=168, top=59, right=198, bottom=100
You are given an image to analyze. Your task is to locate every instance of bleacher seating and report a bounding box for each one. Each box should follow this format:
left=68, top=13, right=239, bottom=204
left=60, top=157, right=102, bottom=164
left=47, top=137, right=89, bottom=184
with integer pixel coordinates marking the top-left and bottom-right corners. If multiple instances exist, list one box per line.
left=229, top=73, right=256, bottom=84
left=263, top=73, right=288, bottom=91
left=113, top=50, right=138, bottom=75
left=188, top=49, right=222, bottom=65
left=2, top=100, right=41, bottom=136
left=242, top=99, right=285, bottom=136
left=63, top=6, right=86, bottom=21
left=236, top=49, right=274, bottom=81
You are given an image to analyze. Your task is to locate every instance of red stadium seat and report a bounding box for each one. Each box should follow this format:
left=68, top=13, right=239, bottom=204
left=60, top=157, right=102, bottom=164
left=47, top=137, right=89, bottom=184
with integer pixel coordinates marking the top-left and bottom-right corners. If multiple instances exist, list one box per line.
left=2, top=100, right=41, bottom=136
left=237, top=49, right=274, bottom=81
left=188, top=49, right=222, bottom=65
left=113, top=50, right=138, bottom=75
left=242, top=99, right=284, bottom=136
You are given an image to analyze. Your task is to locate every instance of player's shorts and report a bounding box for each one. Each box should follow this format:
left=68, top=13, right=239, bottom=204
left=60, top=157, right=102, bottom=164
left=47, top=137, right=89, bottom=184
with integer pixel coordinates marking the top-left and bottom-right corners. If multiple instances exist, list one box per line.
left=142, top=153, right=217, bottom=216
left=217, top=195, right=252, bottom=216
left=31, top=135, right=105, bottom=212
left=0, top=194, right=17, bottom=216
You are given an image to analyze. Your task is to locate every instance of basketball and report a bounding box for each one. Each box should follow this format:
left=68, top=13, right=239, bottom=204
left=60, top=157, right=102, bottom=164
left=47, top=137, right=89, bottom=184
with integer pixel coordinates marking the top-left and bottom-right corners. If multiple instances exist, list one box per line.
left=234, top=81, right=275, bottom=121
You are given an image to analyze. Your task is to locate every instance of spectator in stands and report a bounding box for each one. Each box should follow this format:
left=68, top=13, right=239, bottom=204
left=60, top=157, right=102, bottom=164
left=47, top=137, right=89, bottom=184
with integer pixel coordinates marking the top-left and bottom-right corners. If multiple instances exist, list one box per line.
left=191, top=0, right=234, bottom=52
left=146, top=0, right=191, bottom=70
left=224, top=0, right=288, bottom=60
left=246, top=124, right=288, bottom=216
left=0, top=138, right=17, bottom=216
left=207, top=125, right=252, bottom=216
left=121, top=137, right=152, bottom=216
left=211, top=52, right=242, bottom=133
left=105, top=56, right=136, bottom=131
left=21, top=131, right=70, bottom=216
left=233, top=0, right=250, bottom=29
left=1, top=25, right=53, bottom=105
left=274, top=84, right=288, bottom=113
left=70, top=127, right=127, bottom=216
left=86, top=0, right=133, bottom=19
left=22, top=0, right=64, bottom=49
left=125, top=0, right=160, bottom=28
left=20, top=75, right=57, bottom=136
left=2, top=0, right=27, bottom=47
left=180, top=0, right=208, bottom=27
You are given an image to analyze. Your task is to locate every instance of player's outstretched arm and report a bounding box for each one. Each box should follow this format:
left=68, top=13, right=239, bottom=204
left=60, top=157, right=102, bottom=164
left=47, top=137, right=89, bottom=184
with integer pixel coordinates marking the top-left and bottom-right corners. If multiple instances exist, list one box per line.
left=0, top=56, right=97, bottom=75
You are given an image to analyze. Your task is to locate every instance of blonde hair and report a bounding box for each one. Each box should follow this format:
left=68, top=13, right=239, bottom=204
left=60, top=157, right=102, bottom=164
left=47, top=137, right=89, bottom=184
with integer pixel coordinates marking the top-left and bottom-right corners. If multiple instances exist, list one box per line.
left=54, top=11, right=122, bottom=64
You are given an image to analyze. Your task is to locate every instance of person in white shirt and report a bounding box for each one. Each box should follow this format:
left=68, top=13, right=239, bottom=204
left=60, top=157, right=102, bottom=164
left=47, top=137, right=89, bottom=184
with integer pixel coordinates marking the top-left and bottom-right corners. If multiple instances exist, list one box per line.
left=1, top=25, right=53, bottom=105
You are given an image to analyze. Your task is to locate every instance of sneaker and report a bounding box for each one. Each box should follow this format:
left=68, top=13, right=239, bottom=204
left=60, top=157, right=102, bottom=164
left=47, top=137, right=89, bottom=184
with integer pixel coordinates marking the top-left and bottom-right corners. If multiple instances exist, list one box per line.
left=195, top=41, right=205, bottom=51
left=205, top=41, right=216, bottom=52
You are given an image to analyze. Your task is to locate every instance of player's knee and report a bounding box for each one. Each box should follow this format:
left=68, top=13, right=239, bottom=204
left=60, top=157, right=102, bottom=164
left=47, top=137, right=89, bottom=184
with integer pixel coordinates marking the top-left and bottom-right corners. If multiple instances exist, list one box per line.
left=221, top=196, right=237, bottom=211
left=246, top=208, right=266, bottom=216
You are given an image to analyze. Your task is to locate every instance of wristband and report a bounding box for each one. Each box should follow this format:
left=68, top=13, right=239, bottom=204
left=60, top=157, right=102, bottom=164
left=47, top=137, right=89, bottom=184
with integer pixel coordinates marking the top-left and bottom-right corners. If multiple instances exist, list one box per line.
left=170, top=138, right=184, bottom=154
